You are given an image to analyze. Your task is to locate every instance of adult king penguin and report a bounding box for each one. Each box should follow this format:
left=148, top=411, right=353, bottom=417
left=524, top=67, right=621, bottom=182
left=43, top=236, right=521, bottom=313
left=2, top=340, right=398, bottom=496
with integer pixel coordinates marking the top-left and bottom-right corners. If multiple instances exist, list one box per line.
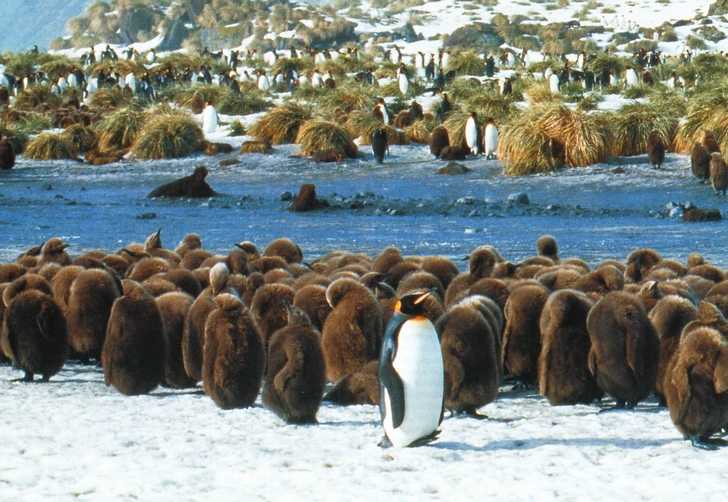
left=379, top=290, right=444, bottom=448
left=465, top=112, right=481, bottom=156
left=484, top=117, right=498, bottom=160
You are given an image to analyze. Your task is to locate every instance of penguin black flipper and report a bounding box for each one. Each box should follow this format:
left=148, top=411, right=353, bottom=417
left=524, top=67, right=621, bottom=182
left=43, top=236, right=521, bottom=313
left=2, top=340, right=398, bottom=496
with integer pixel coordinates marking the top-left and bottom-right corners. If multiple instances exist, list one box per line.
left=379, top=317, right=406, bottom=429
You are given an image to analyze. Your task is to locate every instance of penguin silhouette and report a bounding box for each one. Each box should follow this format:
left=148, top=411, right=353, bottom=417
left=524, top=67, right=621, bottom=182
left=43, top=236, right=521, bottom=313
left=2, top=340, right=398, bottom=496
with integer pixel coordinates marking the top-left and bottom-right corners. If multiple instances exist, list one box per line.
left=372, top=128, right=389, bottom=164
left=262, top=300, right=326, bottom=424
left=1, top=289, right=68, bottom=381
left=203, top=293, right=265, bottom=409
left=664, top=326, right=728, bottom=450
left=586, top=291, right=660, bottom=409
left=102, top=280, right=166, bottom=396
left=379, top=290, right=444, bottom=447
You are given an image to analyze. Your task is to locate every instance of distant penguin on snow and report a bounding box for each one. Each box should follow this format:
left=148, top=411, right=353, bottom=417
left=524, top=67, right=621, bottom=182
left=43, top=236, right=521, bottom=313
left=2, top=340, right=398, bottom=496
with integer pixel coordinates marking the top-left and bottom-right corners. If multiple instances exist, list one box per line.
left=372, top=128, right=389, bottom=164
left=202, top=101, right=219, bottom=134
left=484, top=118, right=498, bottom=160
left=379, top=291, right=444, bottom=448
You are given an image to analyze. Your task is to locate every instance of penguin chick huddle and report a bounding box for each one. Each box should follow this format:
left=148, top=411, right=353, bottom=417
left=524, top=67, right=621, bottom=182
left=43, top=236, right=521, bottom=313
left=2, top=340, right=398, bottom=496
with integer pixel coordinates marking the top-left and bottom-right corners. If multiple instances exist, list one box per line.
left=2, top=232, right=728, bottom=450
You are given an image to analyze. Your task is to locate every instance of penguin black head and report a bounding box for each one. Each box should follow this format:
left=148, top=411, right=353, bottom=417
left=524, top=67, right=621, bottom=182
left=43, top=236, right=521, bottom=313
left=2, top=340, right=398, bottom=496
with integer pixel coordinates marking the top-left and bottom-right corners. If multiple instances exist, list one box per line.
left=395, top=290, right=432, bottom=316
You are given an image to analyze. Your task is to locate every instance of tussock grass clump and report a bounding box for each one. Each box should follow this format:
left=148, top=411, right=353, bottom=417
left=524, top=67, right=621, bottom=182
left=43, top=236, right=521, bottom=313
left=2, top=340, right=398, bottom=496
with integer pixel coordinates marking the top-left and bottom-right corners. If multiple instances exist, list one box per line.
left=523, top=81, right=563, bottom=105
left=611, top=102, right=678, bottom=156
left=296, top=119, right=358, bottom=158
left=217, top=85, right=272, bottom=115
left=228, top=120, right=246, bottom=136
left=499, top=103, right=612, bottom=175
left=40, top=57, right=83, bottom=81
left=405, top=119, right=433, bottom=144
left=346, top=109, right=384, bottom=141
left=15, top=112, right=54, bottom=135
left=621, top=85, right=650, bottom=100
left=674, top=88, right=728, bottom=153
left=174, top=84, right=225, bottom=109
left=23, top=132, right=79, bottom=160
left=445, top=51, right=486, bottom=76
left=96, top=107, right=146, bottom=150
left=131, top=114, right=204, bottom=160
left=88, top=87, right=129, bottom=110
left=60, top=124, right=99, bottom=153
left=318, top=81, right=380, bottom=114
left=14, top=84, right=62, bottom=109
left=250, top=103, right=313, bottom=144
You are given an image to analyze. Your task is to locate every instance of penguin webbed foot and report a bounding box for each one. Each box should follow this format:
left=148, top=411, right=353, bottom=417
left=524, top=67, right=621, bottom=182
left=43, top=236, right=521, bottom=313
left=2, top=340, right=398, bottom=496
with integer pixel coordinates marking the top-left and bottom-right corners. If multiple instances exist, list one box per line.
left=378, top=435, right=393, bottom=449
left=690, top=435, right=728, bottom=451
left=511, top=381, right=536, bottom=391
left=408, top=429, right=441, bottom=447
left=13, top=372, right=34, bottom=382
left=599, top=400, right=630, bottom=412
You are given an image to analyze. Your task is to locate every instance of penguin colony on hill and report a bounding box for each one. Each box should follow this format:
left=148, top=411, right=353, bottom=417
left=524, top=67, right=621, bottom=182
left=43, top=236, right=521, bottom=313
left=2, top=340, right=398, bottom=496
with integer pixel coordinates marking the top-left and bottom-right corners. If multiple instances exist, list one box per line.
left=5, top=232, right=728, bottom=449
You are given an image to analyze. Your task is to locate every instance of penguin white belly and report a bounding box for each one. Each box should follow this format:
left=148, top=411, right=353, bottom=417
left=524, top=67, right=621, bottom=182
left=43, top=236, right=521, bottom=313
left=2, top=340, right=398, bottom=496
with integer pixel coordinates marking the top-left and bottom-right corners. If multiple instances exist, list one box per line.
left=626, top=69, right=637, bottom=86
left=485, top=124, right=498, bottom=158
left=549, top=74, right=560, bottom=93
left=383, top=318, right=443, bottom=448
left=398, top=74, right=409, bottom=96
left=202, top=106, right=219, bottom=133
left=465, top=118, right=479, bottom=155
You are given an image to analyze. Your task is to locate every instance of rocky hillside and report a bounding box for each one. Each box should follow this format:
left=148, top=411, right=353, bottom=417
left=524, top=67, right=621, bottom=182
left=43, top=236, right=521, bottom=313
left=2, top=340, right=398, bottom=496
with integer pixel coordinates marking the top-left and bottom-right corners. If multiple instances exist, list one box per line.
left=0, top=0, right=93, bottom=53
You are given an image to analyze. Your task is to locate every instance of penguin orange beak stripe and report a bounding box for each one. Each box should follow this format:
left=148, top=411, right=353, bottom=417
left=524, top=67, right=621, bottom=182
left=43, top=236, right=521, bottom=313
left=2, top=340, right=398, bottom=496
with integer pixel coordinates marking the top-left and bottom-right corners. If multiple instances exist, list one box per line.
left=413, top=291, right=431, bottom=305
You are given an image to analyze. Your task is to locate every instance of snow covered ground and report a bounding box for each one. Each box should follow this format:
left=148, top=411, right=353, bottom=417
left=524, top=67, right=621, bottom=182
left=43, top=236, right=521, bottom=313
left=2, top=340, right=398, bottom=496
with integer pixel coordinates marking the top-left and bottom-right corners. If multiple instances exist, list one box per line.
left=1, top=363, right=726, bottom=501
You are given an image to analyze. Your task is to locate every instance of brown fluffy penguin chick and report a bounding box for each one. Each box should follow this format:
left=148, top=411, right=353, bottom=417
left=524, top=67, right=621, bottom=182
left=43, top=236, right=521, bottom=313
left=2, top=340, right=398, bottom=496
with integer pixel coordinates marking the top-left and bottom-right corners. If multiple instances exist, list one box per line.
left=322, top=278, right=384, bottom=382
left=128, top=257, right=170, bottom=282
left=144, top=228, right=181, bottom=266
left=38, top=238, right=72, bottom=267
left=536, top=235, right=559, bottom=262
left=181, top=249, right=213, bottom=270
left=574, top=265, right=625, bottom=296
left=396, top=271, right=445, bottom=304
left=710, top=153, right=728, bottom=195
left=0, top=131, right=16, bottom=170
left=636, top=280, right=664, bottom=313
left=183, top=263, right=234, bottom=381
left=175, top=233, right=202, bottom=257
left=202, top=293, right=265, bottom=409
left=437, top=297, right=501, bottom=418
left=371, top=246, right=404, bottom=274
left=466, top=278, right=510, bottom=313
left=323, top=360, right=380, bottom=405
left=1, top=290, right=68, bottom=381
left=263, top=238, right=304, bottom=264
left=536, top=267, right=582, bottom=291
left=250, top=283, right=296, bottom=347
left=249, top=256, right=288, bottom=275
left=0, top=262, right=26, bottom=283
left=103, top=280, right=167, bottom=396
left=682, top=301, right=728, bottom=339
left=3, top=274, right=54, bottom=307
left=538, top=289, right=603, bottom=406
left=50, top=265, right=84, bottom=317
left=664, top=327, right=728, bottom=450
left=293, top=284, right=332, bottom=333
left=236, top=241, right=261, bottom=262
left=241, top=272, right=265, bottom=307
left=262, top=300, right=326, bottom=424
left=162, top=268, right=202, bottom=298
left=420, top=256, right=460, bottom=291
left=691, top=143, right=711, bottom=182
left=444, top=246, right=498, bottom=308
left=586, top=291, right=660, bottom=409
left=647, top=130, right=665, bottom=169
left=648, top=295, right=698, bottom=404
left=225, top=248, right=250, bottom=276
left=67, top=268, right=122, bottom=362
left=625, top=248, right=662, bottom=284
left=501, top=284, right=550, bottom=387
left=156, top=292, right=197, bottom=389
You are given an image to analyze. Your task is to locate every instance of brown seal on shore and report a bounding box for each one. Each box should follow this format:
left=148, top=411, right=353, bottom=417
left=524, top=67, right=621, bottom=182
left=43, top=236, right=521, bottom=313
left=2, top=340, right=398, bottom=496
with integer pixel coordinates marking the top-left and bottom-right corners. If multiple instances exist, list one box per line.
left=147, top=166, right=216, bottom=198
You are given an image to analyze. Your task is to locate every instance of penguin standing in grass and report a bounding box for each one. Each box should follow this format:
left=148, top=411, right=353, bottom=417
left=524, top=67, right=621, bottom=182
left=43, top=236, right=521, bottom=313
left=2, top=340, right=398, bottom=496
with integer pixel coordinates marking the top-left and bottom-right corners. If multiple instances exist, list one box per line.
left=379, top=290, right=444, bottom=448
left=372, top=128, right=389, bottom=164
left=464, top=112, right=481, bottom=156
left=484, top=118, right=498, bottom=160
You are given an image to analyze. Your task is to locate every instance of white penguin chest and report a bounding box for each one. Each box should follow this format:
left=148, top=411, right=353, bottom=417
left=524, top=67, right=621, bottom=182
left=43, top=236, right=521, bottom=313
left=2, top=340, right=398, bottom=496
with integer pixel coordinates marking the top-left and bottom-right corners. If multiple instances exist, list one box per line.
left=383, top=318, right=444, bottom=447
